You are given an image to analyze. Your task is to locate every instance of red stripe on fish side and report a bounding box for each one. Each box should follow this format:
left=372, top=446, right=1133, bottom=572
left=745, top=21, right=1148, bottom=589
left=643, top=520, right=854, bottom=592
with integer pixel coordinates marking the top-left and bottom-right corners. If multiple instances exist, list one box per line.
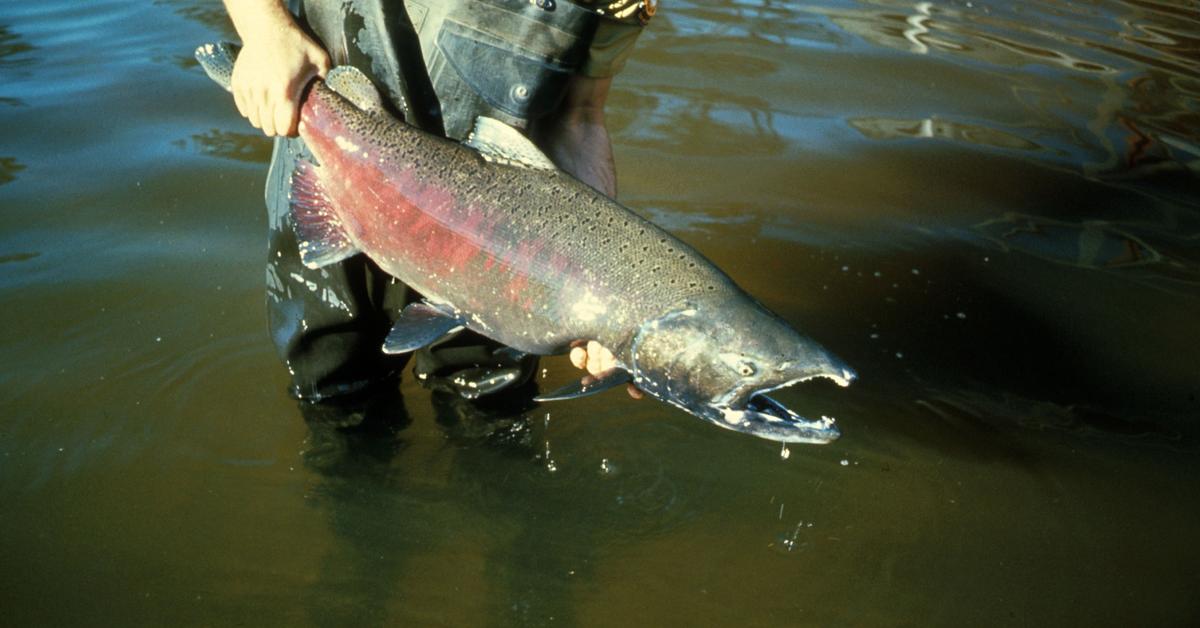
left=299, top=88, right=583, bottom=307
left=312, top=157, right=495, bottom=285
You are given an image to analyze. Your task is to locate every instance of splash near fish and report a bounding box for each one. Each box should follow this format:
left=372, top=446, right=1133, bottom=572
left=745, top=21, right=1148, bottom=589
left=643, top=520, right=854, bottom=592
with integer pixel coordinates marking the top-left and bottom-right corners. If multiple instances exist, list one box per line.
left=195, top=42, right=856, bottom=444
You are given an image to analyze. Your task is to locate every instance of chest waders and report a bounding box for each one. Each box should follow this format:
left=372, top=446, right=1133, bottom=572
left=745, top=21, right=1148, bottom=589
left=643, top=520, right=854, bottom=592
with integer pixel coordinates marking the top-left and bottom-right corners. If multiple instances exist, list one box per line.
left=264, top=0, right=631, bottom=402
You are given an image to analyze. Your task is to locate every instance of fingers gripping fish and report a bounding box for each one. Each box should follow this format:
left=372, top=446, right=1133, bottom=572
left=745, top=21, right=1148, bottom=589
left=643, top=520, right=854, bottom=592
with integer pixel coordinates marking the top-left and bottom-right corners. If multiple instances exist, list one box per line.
left=195, top=42, right=856, bottom=444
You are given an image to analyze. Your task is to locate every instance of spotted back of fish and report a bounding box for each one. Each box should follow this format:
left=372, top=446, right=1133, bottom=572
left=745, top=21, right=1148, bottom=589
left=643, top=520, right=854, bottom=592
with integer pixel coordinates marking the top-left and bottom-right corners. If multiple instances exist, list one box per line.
left=301, top=79, right=744, bottom=351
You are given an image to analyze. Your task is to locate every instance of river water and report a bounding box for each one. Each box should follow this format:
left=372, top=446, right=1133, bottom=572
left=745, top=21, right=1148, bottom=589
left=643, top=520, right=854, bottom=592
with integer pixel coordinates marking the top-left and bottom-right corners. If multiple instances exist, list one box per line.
left=2, top=0, right=1198, bottom=626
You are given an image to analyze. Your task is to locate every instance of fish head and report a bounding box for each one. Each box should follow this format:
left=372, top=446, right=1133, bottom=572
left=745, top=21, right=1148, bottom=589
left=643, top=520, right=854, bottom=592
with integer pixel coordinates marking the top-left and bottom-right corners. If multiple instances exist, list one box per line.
left=629, top=298, right=855, bottom=444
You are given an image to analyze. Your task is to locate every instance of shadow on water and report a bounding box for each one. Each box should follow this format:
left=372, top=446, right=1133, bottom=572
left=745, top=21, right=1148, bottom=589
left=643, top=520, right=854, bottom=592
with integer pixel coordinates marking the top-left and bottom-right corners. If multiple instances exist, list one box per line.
left=0, top=251, right=39, bottom=265
left=295, top=388, right=418, bottom=627
left=296, top=385, right=584, bottom=627
left=0, top=23, right=34, bottom=67
left=296, top=387, right=559, bottom=626
left=153, top=0, right=236, bottom=39
left=174, top=128, right=275, bottom=164
left=0, top=22, right=31, bottom=188
left=0, top=156, right=25, bottom=186
left=296, top=382, right=706, bottom=627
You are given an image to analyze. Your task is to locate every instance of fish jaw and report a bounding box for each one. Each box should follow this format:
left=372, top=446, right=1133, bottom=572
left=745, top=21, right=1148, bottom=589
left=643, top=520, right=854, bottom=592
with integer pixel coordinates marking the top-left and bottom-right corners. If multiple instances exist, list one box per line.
left=719, top=398, right=840, bottom=444
left=641, top=375, right=847, bottom=444
left=685, top=370, right=852, bottom=444
left=630, top=298, right=856, bottom=445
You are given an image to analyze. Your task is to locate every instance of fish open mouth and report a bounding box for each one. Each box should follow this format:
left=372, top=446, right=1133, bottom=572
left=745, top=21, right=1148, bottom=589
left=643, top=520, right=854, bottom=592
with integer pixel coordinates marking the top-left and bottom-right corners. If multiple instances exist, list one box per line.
left=714, top=370, right=855, bottom=444
left=718, top=393, right=840, bottom=444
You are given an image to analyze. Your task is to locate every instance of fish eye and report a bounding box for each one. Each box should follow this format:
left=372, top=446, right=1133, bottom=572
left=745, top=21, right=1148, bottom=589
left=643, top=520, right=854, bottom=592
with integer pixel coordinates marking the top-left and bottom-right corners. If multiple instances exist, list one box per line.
left=719, top=353, right=758, bottom=378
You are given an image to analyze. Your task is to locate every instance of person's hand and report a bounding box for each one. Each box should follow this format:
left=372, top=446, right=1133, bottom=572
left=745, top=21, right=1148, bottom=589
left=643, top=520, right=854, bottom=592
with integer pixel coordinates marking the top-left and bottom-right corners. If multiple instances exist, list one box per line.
left=230, top=25, right=330, bottom=137
left=569, top=340, right=643, bottom=399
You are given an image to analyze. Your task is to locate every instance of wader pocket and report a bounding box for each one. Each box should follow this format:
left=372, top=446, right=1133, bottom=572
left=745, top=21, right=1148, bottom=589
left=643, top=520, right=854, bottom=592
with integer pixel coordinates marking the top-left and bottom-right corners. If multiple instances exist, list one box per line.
left=438, top=21, right=570, bottom=123
left=422, top=2, right=597, bottom=139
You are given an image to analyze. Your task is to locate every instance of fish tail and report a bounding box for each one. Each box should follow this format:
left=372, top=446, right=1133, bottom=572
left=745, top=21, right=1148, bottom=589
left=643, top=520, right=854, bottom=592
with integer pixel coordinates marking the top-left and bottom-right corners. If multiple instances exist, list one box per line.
left=194, top=42, right=240, bottom=93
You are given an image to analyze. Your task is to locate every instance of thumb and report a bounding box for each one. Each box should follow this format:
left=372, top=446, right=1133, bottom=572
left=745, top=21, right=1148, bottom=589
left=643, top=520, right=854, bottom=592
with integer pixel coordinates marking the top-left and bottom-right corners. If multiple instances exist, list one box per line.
left=313, top=50, right=332, bottom=78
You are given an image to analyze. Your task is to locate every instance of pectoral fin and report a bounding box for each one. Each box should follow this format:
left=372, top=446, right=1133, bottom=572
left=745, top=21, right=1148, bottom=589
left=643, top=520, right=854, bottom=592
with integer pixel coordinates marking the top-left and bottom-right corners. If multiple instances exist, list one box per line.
left=534, top=368, right=632, bottom=402
left=290, top=159, right=360, bottom=269
left=382, top=302, right=465, bottom=354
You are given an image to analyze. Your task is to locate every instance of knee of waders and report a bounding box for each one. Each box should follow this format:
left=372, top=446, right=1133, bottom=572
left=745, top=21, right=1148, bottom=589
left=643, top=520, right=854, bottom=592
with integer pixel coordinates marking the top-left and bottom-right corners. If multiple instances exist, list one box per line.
left=412, top=336, right=540, bottom=400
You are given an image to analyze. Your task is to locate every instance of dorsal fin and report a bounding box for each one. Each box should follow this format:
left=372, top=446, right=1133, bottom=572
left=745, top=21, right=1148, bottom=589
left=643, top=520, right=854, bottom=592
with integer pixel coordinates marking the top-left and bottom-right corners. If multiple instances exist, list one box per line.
left=465, top=117, right=557, bottom=170
left=325, top=65, right=385, bottom=114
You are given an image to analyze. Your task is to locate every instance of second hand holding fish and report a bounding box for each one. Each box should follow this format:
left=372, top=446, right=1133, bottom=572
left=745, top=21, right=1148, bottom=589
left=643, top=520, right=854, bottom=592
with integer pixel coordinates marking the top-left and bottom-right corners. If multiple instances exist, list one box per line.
left=570, top=341, right=644, bottom=400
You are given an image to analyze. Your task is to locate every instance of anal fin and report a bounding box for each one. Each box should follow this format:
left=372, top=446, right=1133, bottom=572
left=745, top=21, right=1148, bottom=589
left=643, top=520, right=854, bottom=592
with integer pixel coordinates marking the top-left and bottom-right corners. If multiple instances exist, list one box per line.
left=534, top=368, right=632, bottom=402
left=383, top=302, right=466, bottom=354
left=290, top=159, right=359, bottom=269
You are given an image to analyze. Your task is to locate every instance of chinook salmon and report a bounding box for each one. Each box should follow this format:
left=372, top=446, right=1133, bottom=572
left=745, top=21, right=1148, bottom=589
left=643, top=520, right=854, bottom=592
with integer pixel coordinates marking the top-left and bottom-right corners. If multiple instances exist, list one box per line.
left=196, top=42, right=855, bottom=444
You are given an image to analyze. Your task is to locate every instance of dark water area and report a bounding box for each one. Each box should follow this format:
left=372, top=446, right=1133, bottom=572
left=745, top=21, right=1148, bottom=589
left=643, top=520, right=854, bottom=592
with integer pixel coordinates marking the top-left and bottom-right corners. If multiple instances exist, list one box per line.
left=2, top=0, right=1198, bottom=625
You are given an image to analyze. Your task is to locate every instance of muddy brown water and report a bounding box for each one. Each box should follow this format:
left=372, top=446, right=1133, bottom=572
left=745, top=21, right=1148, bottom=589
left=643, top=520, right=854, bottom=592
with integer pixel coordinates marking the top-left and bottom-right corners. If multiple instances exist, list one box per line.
left=2, top=1, right=1198, bottom=626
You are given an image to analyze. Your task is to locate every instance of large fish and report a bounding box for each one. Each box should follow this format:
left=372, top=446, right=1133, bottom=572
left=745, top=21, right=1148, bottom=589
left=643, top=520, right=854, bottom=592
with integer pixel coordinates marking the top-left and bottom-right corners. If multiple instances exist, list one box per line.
left=196, top=42, right=855, bottom=444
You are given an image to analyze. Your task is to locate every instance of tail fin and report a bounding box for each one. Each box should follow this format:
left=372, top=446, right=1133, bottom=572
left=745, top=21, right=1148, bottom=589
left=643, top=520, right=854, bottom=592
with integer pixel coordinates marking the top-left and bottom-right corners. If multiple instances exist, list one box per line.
left=194, top=42, right=240, bottom=92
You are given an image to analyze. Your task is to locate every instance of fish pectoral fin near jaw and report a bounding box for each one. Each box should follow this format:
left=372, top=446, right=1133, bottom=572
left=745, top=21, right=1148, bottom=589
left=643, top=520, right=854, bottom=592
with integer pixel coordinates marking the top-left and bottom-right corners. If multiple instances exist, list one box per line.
left=382, top=302, right=466, bottom=354
left=534, top=368, right=631, bottom=402
left=465, top=117, right=557, bottom=170
left=290, top=159, right=360, bottom=269
left=324, top=65, right=386, bottom=114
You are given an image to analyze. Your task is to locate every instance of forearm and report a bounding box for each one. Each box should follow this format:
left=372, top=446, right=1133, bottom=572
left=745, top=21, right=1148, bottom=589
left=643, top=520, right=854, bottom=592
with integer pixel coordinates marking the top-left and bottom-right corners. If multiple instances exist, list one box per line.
left=532, top=76, right=618, bottom=198
left=222, top=0, right=296, bottom=44
left=538, top=113, right=617, bottom=197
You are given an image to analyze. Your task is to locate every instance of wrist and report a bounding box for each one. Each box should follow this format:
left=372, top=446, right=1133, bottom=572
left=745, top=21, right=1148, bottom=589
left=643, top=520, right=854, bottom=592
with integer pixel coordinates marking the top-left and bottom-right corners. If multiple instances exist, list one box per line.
left=223, top=0, right=302, bottom=47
